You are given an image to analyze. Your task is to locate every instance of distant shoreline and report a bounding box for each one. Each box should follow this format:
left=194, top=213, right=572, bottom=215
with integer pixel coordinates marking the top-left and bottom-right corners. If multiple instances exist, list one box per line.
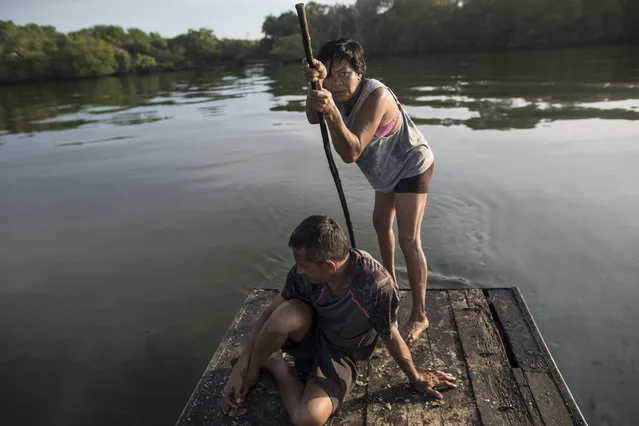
left=0, top=60, right=262, bottom=86
left=2, top=42, right=636, bottom=87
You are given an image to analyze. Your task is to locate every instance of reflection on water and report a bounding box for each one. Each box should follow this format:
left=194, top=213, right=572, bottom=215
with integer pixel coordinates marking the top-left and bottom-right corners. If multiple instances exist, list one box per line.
left=57, top=136, right=136, bottom=148
left=106, top=111, right=170, bottom=126
left=263, top=48, right=639, bottom=129
left=0, top=69, right=248, bottom=135
left=0, top=47, right=637, bottom=136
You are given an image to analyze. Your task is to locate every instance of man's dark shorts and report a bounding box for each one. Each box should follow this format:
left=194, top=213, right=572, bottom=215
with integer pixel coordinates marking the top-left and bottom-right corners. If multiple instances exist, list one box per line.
left=282, top=316, right=359, bottom=413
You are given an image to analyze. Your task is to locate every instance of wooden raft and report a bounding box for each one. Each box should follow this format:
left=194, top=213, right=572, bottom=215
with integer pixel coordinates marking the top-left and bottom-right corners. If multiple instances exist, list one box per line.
left=176, top=288, right=586, bottom=425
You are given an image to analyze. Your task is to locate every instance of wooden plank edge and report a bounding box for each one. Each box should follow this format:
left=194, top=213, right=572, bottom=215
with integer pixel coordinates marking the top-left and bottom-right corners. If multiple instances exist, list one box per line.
left=486, top=288, right=550, bottom=373
left=450, top=289, right=533, bottom=425
left=175, top=288, right=277, bottom=425
left=512, top=368, right=544, bottom=426
left=484, top=288, right=552, bottom=424
left=511, top=287, right=587, bottom=425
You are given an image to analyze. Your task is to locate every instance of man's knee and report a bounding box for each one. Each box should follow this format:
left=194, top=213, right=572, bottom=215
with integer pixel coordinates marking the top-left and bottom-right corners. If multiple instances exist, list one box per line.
left=291, top=407, right=329, bottom=426
left=290, top=383, right=334, bottom=426
left=264, top=299, right=312, bottom=336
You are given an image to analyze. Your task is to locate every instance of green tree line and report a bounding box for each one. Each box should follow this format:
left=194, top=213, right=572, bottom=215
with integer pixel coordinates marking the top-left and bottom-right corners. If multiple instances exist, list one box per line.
left=262, top=0, right=639, bottom=60
left=2, top=0, right=638, bottom=82
left=0, top=22, right=261, bottom=83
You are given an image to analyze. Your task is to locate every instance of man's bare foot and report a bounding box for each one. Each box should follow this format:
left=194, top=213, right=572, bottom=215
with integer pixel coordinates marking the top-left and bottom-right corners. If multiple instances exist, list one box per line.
left=263, top=352, right=288, bottom=376
left=401, top=316, right=429, bottom=346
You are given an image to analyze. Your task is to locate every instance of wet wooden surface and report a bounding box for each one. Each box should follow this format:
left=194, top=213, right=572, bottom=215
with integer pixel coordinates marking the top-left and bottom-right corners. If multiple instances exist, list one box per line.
left=176, top=288, right=586, bottom=425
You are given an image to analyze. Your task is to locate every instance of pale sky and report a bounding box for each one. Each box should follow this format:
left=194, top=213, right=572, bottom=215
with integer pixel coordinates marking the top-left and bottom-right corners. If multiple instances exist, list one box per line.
left=1, top=0, right=356, bottom=40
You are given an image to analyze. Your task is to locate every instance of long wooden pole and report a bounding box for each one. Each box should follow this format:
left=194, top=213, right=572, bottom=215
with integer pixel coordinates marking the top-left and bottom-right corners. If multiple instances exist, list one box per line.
left=295, top=3, right=357, bottom=248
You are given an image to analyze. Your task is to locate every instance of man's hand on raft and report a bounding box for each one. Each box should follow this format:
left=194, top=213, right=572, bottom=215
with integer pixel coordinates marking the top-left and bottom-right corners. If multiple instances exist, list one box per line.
left=221, top=360, right=251, bottom=415
left=221, top=366, right=245, bottom=415
left=411, top=370, right=457, bottom=399
left=221, top=358, right=261, bottom=417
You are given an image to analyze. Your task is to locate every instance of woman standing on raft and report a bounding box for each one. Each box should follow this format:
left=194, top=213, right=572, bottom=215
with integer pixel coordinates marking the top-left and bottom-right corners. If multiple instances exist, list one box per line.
left=303, top=39, right=435, bottom=345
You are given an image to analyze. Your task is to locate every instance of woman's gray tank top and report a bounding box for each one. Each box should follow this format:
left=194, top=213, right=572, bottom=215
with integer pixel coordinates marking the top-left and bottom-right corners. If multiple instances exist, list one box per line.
left=336, top=78, right=434, bottom=193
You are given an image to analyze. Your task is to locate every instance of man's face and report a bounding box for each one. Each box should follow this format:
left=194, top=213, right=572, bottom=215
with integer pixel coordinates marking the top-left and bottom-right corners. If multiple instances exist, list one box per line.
left=292, top=249, right=334, bottom=283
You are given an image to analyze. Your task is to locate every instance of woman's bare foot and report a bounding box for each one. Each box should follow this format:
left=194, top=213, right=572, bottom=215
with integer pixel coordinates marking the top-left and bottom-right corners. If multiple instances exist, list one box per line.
left=401, top=316, right=429, bottom=346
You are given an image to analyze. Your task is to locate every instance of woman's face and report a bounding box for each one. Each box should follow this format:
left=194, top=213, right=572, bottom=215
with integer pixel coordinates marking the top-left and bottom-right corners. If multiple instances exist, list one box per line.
left=322, top=58, right=362, bottom=104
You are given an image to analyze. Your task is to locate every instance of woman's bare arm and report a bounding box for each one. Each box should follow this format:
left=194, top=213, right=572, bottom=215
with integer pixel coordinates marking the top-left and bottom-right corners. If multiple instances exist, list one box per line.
left=324, top=87, right=394, bottom=163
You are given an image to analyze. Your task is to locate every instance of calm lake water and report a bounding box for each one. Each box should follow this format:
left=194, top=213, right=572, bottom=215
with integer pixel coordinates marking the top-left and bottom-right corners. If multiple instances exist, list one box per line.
left=1, top=47, right=638, bottom=425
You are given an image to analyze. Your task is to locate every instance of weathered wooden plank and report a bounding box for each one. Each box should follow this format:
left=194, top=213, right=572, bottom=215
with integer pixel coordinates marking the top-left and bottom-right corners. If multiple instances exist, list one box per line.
left=427, top=290, right=481, bottom=425
left=486, top=289, right=548, bottom=372
left=511, top=288, right=587, bottom=425
left=177, top=289, right=288, bottom=425
left=525, top=371, right=576, bottom=426
left=450, top=289, right=531, bottom=425
left=513, top=369, right=544, bottom=426
left=366, top=291, right=443, bottom=425
left=488, top=289, right=577, bottom=424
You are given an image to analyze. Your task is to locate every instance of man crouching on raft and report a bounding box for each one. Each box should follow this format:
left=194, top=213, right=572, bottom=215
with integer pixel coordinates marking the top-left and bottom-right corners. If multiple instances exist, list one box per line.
left=221, top=215, right=456, bottom=425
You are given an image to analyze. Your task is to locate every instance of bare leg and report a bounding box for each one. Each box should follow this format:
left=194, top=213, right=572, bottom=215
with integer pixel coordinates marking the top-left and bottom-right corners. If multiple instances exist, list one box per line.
left=395, top=192, right=429, bottom=345
left=263, top=354, right=306, bottom=417
left=244, top=300, right=313, bottom=395
left=373, top=191, right=397, bottom=282
left=263, top=354, right=333, bottom=425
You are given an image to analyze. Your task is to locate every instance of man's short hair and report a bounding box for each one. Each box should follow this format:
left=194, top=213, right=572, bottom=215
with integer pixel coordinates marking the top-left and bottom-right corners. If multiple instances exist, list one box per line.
left=288, top=215, right=350, bottom=263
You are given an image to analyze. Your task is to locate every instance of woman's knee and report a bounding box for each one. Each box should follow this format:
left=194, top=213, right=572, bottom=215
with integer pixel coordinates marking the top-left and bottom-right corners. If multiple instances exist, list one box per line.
left=372, top=211, right=393, bottom=233
left=398, top=233, right=421, bottom=253
left=265, top=300, right=312, bottom=335
left=373, top=192, right=395, bottom=233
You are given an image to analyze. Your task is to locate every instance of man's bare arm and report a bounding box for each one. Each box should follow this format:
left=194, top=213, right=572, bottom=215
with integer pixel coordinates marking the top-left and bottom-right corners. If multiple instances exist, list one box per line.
left=382, top=325, right=420, bottom=381
left=383, top=325, right=457, bottom=399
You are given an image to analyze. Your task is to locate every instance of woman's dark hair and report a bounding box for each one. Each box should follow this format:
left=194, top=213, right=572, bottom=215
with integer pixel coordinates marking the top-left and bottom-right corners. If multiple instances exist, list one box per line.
left=316, top=38, right=367, bottom=78
left=288, top=215, right=350, bottom=263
